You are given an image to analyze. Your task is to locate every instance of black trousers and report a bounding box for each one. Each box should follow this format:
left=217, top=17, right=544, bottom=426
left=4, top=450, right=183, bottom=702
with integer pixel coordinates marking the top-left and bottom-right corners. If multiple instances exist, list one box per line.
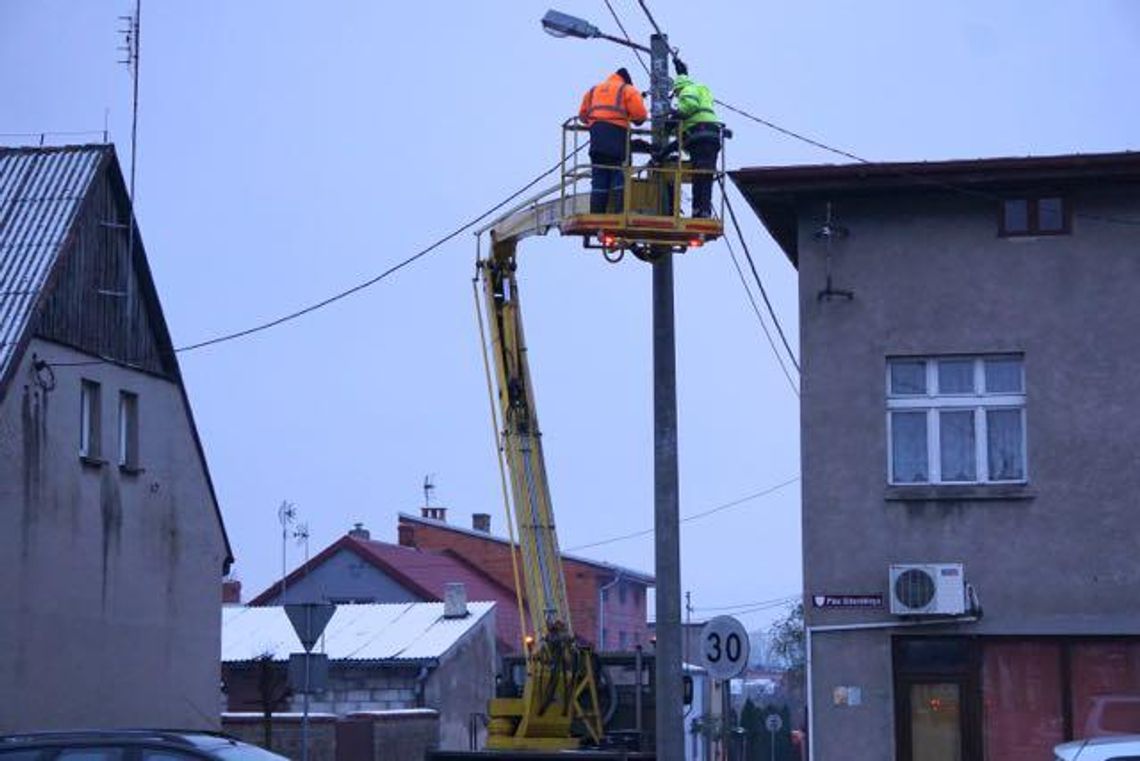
left=687, top=135, right=720, bottom=216
left=590, top=154, right=625, bottom=214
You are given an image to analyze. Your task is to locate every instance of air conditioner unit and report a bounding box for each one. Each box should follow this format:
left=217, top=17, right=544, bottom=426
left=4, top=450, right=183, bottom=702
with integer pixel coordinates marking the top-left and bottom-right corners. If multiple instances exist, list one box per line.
left=889, top=563, right=966, bottom=616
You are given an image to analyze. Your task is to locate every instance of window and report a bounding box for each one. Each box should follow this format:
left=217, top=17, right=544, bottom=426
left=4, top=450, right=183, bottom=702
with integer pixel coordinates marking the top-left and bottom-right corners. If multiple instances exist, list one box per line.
left=1000, top=196, right=1069, bottom=236
left=887, top=356, right=1026, bottom=485
left=619, top=631, right=629, bottom=649
left=118, top=391, right=139, bottom=469
left=619, top=583, right=627, bottom=605
left=79, top=379, right=102, bottom=459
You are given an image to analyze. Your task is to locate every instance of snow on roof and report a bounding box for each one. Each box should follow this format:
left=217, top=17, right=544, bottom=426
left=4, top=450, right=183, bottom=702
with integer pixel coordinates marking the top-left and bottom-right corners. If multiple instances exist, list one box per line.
left=222, top=601, right=494, bottom=663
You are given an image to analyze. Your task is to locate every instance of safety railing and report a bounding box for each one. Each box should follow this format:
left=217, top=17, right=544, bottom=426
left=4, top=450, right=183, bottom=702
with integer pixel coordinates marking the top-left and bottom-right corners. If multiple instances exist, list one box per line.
left=558, top=117, right=727, bottom=229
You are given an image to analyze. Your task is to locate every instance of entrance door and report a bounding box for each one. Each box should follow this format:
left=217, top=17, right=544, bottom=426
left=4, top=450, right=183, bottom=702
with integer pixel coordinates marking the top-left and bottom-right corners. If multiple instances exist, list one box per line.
left=894, top=638, right=981, bottom=761
left=907, top=682, right=963, bottom=761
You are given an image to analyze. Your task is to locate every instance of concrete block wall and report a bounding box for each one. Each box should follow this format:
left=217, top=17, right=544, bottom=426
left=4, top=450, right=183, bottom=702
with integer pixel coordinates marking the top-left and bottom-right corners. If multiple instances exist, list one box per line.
left=287, top=665, right=421, bottom=715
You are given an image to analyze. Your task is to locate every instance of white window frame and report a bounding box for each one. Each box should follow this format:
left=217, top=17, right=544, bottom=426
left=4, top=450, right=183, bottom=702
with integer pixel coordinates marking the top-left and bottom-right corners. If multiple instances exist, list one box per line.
left=887, top=356, right=1028, bottom=485
left=79, top=379, right=102, bottom=458
left=118, top=390, right=139, bottom=469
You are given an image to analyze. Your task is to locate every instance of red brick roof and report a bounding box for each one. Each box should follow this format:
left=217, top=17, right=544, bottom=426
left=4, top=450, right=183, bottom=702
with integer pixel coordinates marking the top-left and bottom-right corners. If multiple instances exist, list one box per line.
left=246, top=534, right=524, bottom=651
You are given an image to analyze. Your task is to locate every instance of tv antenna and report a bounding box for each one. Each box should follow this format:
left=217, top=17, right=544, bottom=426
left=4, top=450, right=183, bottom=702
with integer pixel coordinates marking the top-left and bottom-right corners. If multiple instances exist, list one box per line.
left=423, top=474, right=436, bottom=507
left=277, top=501, right=296, bottom=602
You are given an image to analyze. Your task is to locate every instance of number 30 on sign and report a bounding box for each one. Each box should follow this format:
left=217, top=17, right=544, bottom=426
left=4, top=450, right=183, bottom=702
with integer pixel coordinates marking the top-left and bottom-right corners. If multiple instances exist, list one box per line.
left=699, top=615, right=750, bottom=681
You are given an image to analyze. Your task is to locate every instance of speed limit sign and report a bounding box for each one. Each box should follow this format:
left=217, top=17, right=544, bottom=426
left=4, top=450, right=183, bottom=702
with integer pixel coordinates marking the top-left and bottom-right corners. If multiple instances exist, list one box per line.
left=699, top=615, right=750, bottom=680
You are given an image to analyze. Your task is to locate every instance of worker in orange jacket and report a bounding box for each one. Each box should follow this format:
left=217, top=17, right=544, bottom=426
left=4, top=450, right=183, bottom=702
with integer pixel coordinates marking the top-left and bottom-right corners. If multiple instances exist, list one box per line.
left=578, top=68, right=648, bottom=214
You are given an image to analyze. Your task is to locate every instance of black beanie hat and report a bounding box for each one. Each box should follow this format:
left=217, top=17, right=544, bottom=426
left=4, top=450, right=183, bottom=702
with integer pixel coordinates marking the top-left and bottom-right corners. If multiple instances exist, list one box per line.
left=616, top=67, right=632, bottom=84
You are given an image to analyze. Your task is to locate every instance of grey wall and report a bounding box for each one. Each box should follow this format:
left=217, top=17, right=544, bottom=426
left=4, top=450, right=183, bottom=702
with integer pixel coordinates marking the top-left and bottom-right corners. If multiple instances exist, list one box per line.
left=0, top=338, right=228, bottom=731
left=425, top=608, right=496, bottom=750
left=795, top=185, right=1140, bottom=759
left=256, top=548, right=422, bottom=606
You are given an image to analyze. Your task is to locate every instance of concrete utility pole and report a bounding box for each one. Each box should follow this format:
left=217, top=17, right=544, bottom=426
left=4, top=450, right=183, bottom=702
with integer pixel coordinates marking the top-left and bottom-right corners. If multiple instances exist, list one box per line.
left=650, top=31, right=684, bottom=761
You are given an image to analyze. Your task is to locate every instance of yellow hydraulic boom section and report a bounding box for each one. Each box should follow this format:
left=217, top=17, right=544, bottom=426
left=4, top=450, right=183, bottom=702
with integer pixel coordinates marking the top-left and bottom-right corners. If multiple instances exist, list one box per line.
left=476, top=121, right=725, bottom=750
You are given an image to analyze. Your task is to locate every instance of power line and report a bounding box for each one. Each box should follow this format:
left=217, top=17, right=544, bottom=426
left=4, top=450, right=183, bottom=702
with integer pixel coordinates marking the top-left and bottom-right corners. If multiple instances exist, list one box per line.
left=601, top=0, right=649, bottom=76
left=722, top=227, right=799, bottom=397
left=693, top=594, right=799, bottom=614
left=565, top=475, right=799, bottom=552
left=720, top=179, right=801, bottom=373
left=635, top=0, right=664, bottom=36
left=719, top=98, right=1140, bottom=227
left=46, top=152, right=580, bottom=368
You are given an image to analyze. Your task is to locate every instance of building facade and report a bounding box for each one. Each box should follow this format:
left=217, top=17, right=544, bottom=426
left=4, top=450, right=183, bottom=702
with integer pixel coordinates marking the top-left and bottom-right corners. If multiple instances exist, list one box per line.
left=735, top=152, right=1140, bottom=761
left=248, top=523, right=523, bottom=652
left=399, top=509, right=654, bottom=651
left=222, top=601, right=497, bottom=750
left=0, top=144, right=232, bottom=730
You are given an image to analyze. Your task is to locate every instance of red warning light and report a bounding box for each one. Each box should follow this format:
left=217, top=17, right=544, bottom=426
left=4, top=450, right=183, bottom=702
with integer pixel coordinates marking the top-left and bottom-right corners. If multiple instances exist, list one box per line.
left=688, top=237, right=703, bottom=248
left=601, top=233, right=616, bottom=248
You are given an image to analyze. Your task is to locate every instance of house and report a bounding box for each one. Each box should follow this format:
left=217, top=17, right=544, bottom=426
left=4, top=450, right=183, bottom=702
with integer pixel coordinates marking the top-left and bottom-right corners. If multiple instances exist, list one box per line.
left=733, top=151, right=1140, bottom=761
left=0, top=144, right=232, bottom=730
left=399, top=508, right=654, bottom=651
left=248, top=523, right=523, bottom=652
left=221, top=600, right=497, bottom=750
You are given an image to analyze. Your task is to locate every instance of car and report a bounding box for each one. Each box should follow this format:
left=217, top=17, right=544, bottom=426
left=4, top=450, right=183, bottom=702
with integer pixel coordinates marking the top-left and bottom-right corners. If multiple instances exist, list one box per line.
left=0, top=730, right=290, bottom=761
left=1054, top=734, right=1140, bottom=761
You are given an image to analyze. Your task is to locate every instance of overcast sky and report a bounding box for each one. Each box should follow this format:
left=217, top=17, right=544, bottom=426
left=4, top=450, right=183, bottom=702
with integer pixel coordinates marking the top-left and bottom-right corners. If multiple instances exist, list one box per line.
left=3, top=1, right=1137, bottom=630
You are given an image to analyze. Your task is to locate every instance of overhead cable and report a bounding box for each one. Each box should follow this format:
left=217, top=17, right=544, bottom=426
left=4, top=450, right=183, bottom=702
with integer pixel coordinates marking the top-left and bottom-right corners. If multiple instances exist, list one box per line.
left=602, top=0, right=650, bottom=76
left=46, top=150, right=583, bottom=368
left=719, top=179, right=801, bottom=372
left=565, top=475, right=800, bottom=552
left=721, top=227, right=800, bottom=397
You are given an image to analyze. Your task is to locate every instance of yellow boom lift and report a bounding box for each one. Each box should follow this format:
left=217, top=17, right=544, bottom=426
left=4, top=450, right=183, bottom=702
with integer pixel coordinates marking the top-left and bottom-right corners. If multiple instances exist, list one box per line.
left=474, top=122, right=724, bottom=751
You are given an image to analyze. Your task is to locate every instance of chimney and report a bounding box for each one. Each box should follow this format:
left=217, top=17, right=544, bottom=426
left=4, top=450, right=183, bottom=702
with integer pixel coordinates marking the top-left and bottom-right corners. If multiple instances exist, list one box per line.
left=443, top=582, right=468, bottom=618
left=472, top=513, right=491, bottom=533
left=421, top=506, right=447, bottom=522
left=222, top=578, right=242, bottom=605
left=348, top=522, right=370, bottom=540
left=398, top=523, right=416, bottom=548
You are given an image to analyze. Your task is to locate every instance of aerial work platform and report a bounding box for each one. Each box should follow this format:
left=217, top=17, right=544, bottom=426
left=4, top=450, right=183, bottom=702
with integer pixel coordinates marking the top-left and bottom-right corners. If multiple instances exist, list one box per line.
left=485, top=121, right=726, bottom=257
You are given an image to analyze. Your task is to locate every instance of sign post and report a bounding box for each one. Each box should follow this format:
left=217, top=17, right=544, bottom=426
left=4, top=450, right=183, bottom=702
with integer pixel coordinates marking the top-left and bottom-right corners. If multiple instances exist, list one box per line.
left=766, top=713, right=783, bottom=761
left=285, top=604, right=335, bottom=761
left=699, top=616, right=750, bottom=759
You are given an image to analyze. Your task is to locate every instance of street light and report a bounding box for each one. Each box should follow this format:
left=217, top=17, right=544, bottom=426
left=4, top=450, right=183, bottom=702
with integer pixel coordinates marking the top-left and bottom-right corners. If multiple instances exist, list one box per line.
left=541, top=9, right=652, bottom=52
left=542, top=11, right=683, bottom=761
left=541, top=10, right=599, bottom=39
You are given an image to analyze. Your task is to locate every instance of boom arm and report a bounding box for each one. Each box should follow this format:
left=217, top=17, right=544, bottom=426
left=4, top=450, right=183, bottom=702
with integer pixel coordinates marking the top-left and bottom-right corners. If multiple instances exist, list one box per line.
left=481, top=237, right=573, bottom=641
left=478, top=213, right=605, bottom=750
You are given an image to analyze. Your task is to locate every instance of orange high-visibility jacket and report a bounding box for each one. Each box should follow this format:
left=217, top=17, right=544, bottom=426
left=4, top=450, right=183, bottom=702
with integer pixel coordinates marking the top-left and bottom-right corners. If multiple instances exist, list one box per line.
left=578, top=73, right=648, bottom=129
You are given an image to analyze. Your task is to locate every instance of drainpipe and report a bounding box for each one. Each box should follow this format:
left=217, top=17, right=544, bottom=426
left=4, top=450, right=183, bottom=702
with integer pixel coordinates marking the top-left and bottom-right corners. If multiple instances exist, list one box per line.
left=805, top=616, right=980, bottom=761
left=597, top=572, right=623, bottom=650
left=413, top=660, right=439, bottom=708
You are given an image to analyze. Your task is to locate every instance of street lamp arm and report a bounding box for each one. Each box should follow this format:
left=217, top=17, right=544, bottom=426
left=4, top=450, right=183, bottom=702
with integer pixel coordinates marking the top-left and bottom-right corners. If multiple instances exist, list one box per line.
left=595, top=31, right=652, bottom=54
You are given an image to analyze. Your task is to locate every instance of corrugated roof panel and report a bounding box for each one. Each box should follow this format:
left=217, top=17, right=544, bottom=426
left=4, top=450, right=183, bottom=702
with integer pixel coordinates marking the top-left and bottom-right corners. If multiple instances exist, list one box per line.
left=221, top=601, right=494, bottom=663
left=0, top=145, right=105, bottom=384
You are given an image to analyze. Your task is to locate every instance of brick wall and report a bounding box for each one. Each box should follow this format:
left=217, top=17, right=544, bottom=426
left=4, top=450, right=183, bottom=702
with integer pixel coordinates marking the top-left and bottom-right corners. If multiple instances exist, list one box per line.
left=344, top=710, right=440, bottom=761
left=222, top=712, right=338, bottom=761
left=399, top=517, right=650, bottom=650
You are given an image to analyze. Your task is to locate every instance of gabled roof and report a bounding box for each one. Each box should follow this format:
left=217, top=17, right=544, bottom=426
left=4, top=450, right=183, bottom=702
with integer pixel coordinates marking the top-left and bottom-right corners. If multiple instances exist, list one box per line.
left=398, top=512, right=656, bottom=585
left=221, top=601, right=495, bottom=663
left=731, top=150, right=1140, bottom=266
left=247, top=533, right=520, bottom=606
left=0, top=145, right=103, bottom=390
left=0, top=143, right=232, bottom=570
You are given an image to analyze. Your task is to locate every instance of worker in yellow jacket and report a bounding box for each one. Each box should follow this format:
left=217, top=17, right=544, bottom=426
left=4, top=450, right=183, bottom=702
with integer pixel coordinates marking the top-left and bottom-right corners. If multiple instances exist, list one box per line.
left=670, top=68, right=721, bottom=217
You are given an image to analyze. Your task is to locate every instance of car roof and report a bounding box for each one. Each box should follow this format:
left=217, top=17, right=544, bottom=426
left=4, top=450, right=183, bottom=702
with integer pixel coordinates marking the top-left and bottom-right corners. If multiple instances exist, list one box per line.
left=0, top=730, right=241, bottom=751
left=1055, top=735, right=1140, bottom=760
